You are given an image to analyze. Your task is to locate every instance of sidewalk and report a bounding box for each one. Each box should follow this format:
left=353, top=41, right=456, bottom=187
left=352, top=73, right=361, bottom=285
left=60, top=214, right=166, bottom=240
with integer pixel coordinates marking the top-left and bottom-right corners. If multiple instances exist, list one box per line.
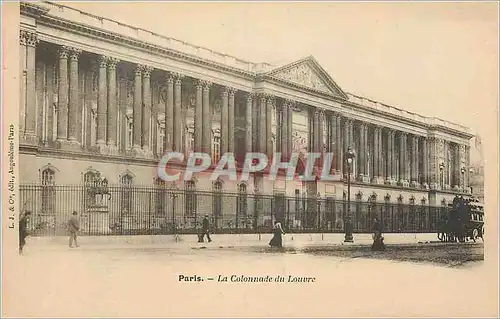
left=26, top=233, right=438, bottom=251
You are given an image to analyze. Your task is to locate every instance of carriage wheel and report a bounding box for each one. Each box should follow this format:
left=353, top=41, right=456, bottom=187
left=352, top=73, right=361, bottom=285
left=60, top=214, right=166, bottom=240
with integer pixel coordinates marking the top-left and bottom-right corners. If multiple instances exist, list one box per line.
left=472, top=228, right=479, bottom=242
left=437, top=231, right=444, bottom=241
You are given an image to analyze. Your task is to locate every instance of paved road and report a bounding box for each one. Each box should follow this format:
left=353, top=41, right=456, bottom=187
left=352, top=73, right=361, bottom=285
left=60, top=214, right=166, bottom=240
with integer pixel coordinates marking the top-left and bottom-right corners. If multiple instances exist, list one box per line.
left=4, top=242, right=495, bottom=318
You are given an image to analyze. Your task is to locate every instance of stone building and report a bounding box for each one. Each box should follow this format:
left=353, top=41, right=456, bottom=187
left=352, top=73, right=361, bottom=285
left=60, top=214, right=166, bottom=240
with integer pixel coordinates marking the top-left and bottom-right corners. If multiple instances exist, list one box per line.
left=20, top=1, right=474, bottom=209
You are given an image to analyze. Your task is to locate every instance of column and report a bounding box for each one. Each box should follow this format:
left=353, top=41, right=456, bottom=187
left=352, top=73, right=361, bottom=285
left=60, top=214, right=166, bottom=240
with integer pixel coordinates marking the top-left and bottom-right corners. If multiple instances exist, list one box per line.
left=405, top=134, right=410, bottom=182
left=287, top=102, right=293, bottom=159
left=23, top=31, right=39, bottom=142
left=385, top=129, right=393, bottom=184
left=245, top=93, right=253, bottom=155
left=106, top=58, right=119, bottom=150
left=465, top=145, right=470, bottom=191
left=357, top=122, right=365, bottom=180
left=258, top=94, right=267, bottom=154
left=228, top=88, right=236, bottom=154
left=377, top=126, right=383, bottom=183
left=174, top=73, right=184, bottom=153
left=132, top=64, right=142, bottom=151
left=20, top=31, right=26, bottom=134
left=220, top=87, right=229, bottom=155
left=391, top=131, right=398, bottom=183
left=56, top=47, right=69, bottom=142
left=96, top=55, right=108, bottom=148
left=363, top=123, right=369, bottom=181
left=142, top=66, right=153, bottom=152
left=421, top=137, right=429, bottom=188
left=201, top=81, right=211, bottom=155
left=334, top=113, right=342, bottom=173
left=398, top=132, right=408, bottom=186
left=428, top=137, right=438, bottom=190
left=372, top=125, right=380, bottom=183
left=118, top=79, right=127, bottom=152
left=84, top=67, right=94, bottom=149
left=411, top=135, right=419, bottom=187
left=165, top=74, right=174, bottom=152
left=266, top=95, right=273, bottom=156
left=318, top=110, right=325, bottom=153
left=453, top=143, right=461, bottom=190
left=67, top=48, right=82, bottom=143
left=281, top=101, right=288, bottom=160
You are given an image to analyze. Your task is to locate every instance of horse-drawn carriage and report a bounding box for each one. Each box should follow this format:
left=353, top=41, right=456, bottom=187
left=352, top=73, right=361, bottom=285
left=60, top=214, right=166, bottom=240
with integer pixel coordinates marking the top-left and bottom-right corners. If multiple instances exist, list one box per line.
left=437, top=195, right=484, bottom=243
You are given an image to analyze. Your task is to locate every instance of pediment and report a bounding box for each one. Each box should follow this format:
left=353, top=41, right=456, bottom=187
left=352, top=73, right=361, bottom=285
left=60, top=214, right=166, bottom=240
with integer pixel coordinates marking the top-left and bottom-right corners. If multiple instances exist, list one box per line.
left=264, top=56, right=348, bottom=99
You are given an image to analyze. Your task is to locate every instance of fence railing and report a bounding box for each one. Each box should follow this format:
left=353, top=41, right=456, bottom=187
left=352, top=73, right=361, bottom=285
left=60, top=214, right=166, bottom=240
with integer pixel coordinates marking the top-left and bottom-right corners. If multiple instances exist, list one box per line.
left=20, top=184, right=451, bottom=236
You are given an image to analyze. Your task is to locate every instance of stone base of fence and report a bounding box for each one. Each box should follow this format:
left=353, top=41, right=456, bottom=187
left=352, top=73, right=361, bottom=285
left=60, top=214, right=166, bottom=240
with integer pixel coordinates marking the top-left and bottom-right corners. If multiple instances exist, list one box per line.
left=25, top=233, right=438, bottom=250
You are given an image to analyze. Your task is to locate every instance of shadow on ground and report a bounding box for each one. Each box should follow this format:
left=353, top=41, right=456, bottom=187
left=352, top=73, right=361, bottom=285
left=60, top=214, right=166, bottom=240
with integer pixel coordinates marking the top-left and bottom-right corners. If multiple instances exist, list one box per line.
left=229, top=242, right=484, bottom=268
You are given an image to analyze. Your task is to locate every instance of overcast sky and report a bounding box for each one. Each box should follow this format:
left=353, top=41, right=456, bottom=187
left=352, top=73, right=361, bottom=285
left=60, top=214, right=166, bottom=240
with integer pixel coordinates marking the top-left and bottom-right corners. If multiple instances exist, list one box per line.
left=62, top=1, right=498, bottom=138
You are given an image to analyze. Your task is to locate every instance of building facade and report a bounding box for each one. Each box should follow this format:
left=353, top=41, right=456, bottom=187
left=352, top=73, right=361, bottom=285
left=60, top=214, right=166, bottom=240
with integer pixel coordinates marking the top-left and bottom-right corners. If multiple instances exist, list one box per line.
left=20, top=1, right=474, bottom=211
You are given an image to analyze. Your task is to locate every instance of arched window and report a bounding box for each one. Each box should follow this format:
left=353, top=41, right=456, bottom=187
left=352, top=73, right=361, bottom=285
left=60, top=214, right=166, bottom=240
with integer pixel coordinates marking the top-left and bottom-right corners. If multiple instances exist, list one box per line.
left=185, top=180, right=196, bottom=218
left=41, top=168, right=56, bottom=214
left=120, top=173, right=133, bottom=214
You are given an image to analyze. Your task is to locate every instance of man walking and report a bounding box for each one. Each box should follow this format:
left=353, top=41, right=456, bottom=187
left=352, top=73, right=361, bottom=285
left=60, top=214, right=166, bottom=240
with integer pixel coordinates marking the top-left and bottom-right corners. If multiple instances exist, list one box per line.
left=19, top=211, right=31, bottom=255
left=199, top=214, right=212, bottom=243
left=68, top=211, right=80, bottom=248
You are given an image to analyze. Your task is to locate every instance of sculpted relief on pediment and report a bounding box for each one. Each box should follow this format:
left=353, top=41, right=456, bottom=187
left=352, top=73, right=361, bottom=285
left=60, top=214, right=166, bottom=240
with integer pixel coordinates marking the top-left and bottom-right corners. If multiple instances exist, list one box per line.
left=273, top=63, right=331, bottom=94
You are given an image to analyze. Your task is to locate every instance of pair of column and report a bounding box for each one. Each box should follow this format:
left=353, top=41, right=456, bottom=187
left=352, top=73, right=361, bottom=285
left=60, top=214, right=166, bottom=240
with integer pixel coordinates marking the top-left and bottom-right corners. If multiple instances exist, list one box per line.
left=219, top=86, right=236, bottom=155
left=163, top=73, right=183, bottom=153
left=371, top=125, right=384, bottom=183
left=257, top=94, right=273, bottom=156
left=280, top=100, right=294, bottom=161
left=19, top=30, right=39, bottom=143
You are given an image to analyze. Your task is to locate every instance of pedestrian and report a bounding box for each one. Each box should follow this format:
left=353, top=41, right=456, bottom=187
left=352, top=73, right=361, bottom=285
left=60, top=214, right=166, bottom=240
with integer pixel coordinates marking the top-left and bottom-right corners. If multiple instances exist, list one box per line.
left=269, top=220, right=285, bottom=248
left=371, top=217, right=385, bottom=251
left=199, top=214, right=212, bottom=243
left=68, top=211, right=80, bottom=248
left=19, top=211, right=31, bottom=255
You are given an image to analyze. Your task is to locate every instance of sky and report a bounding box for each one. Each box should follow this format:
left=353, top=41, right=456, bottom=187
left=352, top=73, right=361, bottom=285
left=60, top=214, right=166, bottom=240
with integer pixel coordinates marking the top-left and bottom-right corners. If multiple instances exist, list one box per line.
left=61, top=1, right=498, bottom=139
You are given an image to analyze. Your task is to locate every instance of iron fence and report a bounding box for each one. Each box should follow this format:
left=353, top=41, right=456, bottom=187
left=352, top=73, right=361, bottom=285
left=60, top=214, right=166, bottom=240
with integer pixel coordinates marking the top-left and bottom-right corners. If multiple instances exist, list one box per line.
left=20, top=184, right=451, bottom=236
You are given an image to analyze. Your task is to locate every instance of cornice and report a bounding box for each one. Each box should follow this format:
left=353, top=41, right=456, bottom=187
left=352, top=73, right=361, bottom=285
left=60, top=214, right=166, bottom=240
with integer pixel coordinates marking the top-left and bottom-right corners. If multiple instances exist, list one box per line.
left=20, top=2, right=50, bottom=19
left=261, top=76, right=347, bottom=103
left=36, top=14, right=257, bottom=81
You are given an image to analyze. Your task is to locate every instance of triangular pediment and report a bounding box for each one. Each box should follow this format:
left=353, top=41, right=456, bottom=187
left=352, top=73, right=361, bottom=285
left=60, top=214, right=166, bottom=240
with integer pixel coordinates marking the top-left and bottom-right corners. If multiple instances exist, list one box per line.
left=264, top=56, right=348, bottom=99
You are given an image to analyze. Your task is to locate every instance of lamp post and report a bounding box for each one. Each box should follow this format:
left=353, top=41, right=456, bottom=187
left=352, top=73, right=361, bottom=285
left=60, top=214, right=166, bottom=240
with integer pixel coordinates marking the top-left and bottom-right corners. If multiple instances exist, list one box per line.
left=169, top=182, right=179, bottom=235
left=344, top=147, right=355, bottom=243
left=439, top=163, right=444, bottom=189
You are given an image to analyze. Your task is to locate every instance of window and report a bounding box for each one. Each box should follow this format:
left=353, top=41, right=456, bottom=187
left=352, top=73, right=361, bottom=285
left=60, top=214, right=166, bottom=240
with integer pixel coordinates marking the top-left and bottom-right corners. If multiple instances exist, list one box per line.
left=212, top=128, right=221, bottom=163
left=185, top=180, right=196, bottom=217
left=158, top=123, right=165, bottom=156
left=127, top=118, right=133, bottom=149
left=41, top=168, right=56, bottom=214
left=186, top=124, right=194, bottom=153
left=120, top=174, right=133, bottom=213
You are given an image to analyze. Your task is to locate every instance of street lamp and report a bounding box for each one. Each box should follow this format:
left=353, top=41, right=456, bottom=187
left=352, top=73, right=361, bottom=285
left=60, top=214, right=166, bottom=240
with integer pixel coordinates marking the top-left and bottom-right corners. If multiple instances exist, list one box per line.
left=169, top=182, right=179, bottom=235
left=344, top=147, right=355, bottom=243
left=439, top=163, right=445, bottom=189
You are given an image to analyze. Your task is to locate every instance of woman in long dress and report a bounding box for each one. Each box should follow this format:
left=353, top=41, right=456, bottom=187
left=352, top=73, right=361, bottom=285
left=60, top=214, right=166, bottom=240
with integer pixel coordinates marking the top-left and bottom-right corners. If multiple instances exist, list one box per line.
left=371, top=217, right=385, bottom=251
left=269, top=221, right=285, bottom=248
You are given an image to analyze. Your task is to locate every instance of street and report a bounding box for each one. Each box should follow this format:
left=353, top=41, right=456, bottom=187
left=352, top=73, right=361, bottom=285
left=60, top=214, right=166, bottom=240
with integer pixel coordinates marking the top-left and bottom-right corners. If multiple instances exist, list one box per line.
left=4, top=242, right=494, bottom=318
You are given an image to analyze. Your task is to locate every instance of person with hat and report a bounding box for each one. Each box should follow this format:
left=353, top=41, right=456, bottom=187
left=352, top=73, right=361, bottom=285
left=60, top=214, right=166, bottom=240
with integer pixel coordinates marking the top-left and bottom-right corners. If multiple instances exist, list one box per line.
left=199, top=214, right=212, bottom=243
left=19, top=210, right=31, bottom=255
